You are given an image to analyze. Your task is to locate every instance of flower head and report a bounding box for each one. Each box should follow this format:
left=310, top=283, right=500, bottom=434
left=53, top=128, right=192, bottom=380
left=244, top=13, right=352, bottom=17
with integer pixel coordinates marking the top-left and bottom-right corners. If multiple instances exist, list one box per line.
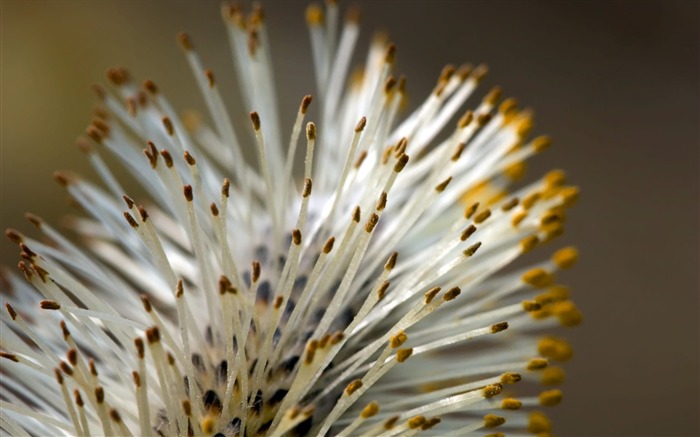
left=1, top=2, right=581, bottom=436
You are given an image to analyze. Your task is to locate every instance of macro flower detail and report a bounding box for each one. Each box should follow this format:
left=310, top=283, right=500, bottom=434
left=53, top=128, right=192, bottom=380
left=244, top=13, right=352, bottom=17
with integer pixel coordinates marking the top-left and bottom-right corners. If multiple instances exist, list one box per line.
left=0, top=2, right=582, bottom=437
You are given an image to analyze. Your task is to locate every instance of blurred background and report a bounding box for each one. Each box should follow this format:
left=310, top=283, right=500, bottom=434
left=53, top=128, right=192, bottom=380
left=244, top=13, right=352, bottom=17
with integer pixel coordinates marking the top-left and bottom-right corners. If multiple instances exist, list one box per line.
left=2, top=0, right=698, bottom=435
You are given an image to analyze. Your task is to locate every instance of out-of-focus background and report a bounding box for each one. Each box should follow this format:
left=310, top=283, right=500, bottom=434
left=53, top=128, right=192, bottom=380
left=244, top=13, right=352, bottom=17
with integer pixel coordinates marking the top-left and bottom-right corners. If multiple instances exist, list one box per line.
left=2, top=0, right=698, bottom=435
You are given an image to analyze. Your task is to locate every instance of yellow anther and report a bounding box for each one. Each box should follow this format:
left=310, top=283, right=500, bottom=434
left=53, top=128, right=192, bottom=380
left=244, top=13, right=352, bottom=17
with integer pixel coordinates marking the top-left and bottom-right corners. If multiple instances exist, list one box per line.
left=504, top=161, right=527, bottom=181
left=483, top=383, right=503, bottom=398
left=522, top=191, right=541, bottom=210
left=501, top=372, right=521, bottom=384
left=390, top=331, right=408, bottom=348
left=541, top=366, right=566, bottom=385
left=527, top=358, right=549, bottom=370
left=361, top=401, right=379, bottom=418
left=538, top=337, right=573, bottom=361
left=532, top=136, right=551, bottom=153
left=553, top=246, right=578, bottom=269
left=560, top=186, right=580, bottom=207
left=484, top=414, right=506, bottom=428
left=539, top=389, right=563, bottom=406
left=200, top=415, right=215, bottom=434
left=522, top=268, right=554, bottom=288
left=501, top=398, right=522, bottom=410
left=512, top=210, right=528, bottom=227
left=520, top=235, right=540, bottom=253
left=551, top=300, right=583, bottom=326
left=528, top=411, right=552, bottom=433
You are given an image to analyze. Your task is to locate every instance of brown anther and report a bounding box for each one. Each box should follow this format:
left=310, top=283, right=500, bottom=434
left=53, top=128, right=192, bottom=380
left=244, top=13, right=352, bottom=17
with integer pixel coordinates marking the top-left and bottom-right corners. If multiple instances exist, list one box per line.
left=463, top=241, right=482, bottom=257
left=5, top=303, right=17, bottom=320
left=53, top=367, right=65, bottom=385
left=177, top=32, right=193, bottom=51
left=355, top=117, right=367, bottom=132
left=134, top=338, right=145, bottom=359
left=145, top=326, right=160, bottom=344
left=365, top=213, right=379, bottom=233
left=1, top=352, right=19, bottom=362
left=303, top=178, right=313, bottom=198
left=384, top=43, right=396, bottom=64
left=435, top=176, right=452, bottom=193
left=323, top=237, right=335, bottom=254
left=352, top=206, right=361, bottom=223
left=491, top=322, right=509, bottom=333
left=394, top=153, right=409, bottom=172
left=251, top=261, right=261, bottom=283
left=292, top=229, right=302, bottom=246
left=376, top=192, right=387, bottom=211
left=477, top=113, right=492, bottom=127
left=204, top=69, right=215, bottom=88
left=95, top=386, right=104, bottom=404
left=474, top=209, right=491, bottom=224
left=460, top=224, right=477, bottom=241
left=300, top=95, right=313, bottom=114
left=221, top=178, right=230, bottom=198
left=385, top=252, right=398, bottom=270
left=183, top=185, right=194, bottom=202
left=210, top=203, right=219, bottom=216
left=377, top=281, right=390, bottom=300
left=67, top=349, right=78, bottom=366
left=305, top=339, right=318, bottom=364
left=132, top=371, right=141, bottom=387
left=354, top=150, right=368, bottom=168
left=443, top=287, right=461, bottom=301
left=59, top=361, right=73, bottom=376
left=249, top=112, right=261, bottom=131
left=40, top=300, right=61, bottom=310
left=5, top=229, right=22, bottom=245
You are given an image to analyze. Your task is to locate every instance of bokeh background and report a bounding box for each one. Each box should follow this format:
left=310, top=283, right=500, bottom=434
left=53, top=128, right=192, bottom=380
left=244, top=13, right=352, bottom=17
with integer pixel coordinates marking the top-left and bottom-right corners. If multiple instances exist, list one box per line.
left=2, top=0, right=698, bottom=435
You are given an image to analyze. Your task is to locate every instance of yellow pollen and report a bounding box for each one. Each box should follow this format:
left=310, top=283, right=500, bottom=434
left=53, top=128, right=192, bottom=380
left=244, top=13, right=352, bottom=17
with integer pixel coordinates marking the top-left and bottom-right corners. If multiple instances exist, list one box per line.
left=538, top=337, right=573, bottom=361
left=408, top=416, right=426, bottom=429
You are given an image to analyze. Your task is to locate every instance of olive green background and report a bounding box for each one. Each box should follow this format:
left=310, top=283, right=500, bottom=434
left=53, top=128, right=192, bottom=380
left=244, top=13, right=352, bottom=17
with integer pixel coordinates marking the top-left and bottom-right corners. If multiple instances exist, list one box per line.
left=2, top=1, right=698, bottom=435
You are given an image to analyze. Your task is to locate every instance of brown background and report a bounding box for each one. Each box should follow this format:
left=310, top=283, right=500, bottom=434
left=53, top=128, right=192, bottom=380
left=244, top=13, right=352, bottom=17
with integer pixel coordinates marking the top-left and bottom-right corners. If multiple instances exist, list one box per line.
left=1, top=1, right=698, bottom=435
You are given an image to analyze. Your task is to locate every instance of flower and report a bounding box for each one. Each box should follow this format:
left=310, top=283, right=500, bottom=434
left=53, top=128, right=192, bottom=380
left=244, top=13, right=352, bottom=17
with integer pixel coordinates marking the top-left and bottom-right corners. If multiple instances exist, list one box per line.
left=0, top=2, right=582, bottom=436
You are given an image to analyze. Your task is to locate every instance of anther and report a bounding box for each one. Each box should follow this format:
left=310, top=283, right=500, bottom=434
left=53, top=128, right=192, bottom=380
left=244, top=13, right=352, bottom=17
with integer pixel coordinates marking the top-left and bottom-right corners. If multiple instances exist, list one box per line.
left=484, top=414, right=506, bottom=428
